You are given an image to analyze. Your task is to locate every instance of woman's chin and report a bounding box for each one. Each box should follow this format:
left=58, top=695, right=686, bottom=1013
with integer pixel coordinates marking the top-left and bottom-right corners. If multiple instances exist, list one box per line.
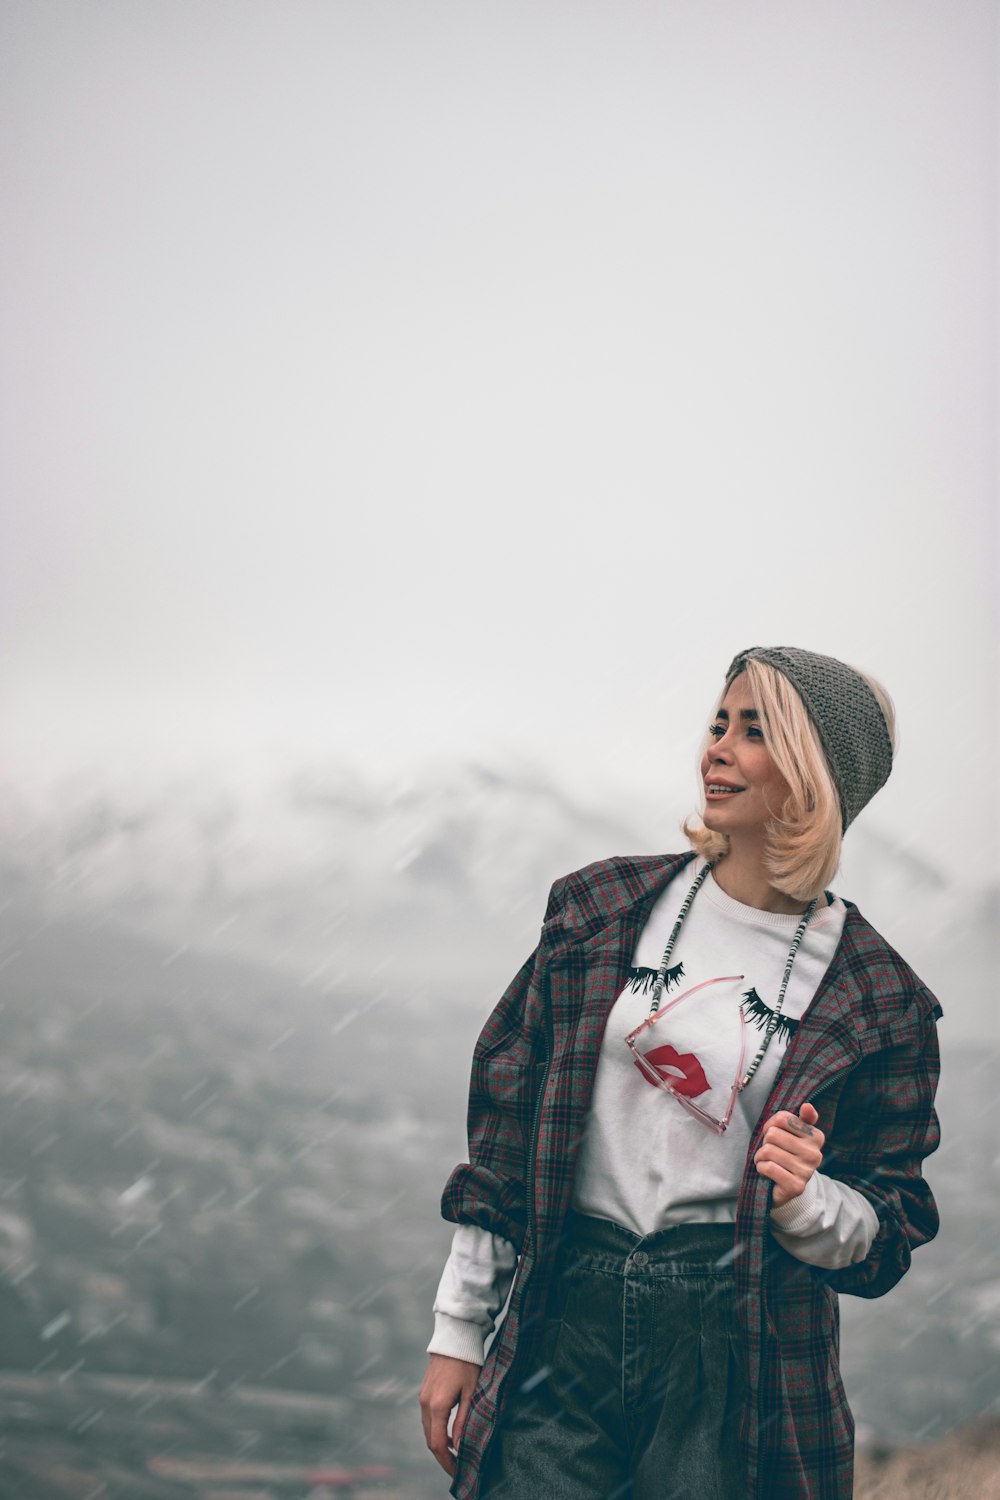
left=702, top=804, right=756, bottom=840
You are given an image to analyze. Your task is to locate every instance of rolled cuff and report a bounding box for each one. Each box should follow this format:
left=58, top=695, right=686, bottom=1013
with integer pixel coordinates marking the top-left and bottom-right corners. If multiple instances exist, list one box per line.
left=441, top=1165, right=529, bottom=1251
left=426, top=1313, right=487, bottom=1366
left=769, top=1171, right=823, bottom=1234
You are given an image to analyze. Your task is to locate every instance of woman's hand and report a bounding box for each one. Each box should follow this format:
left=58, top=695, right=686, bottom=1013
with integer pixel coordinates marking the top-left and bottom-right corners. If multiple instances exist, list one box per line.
left=753, top=1101, right=825, bottom=1207
left=419, top=1353, right=481, bottom=1477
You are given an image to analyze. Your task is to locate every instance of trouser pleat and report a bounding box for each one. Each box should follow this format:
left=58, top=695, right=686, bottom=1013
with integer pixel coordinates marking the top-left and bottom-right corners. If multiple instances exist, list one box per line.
left=480, top=1213, right=747, bottom=1500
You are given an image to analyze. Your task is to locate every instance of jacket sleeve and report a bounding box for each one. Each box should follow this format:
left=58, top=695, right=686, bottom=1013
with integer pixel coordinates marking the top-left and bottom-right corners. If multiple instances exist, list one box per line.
left=439, top=876, right=566, bottom=1254
left=815, top=986, right=942, bottom=1299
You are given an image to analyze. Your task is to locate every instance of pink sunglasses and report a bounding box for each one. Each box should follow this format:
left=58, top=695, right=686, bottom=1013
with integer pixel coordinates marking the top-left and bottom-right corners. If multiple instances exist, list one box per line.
left=623, top=974, right=747, bottom=1135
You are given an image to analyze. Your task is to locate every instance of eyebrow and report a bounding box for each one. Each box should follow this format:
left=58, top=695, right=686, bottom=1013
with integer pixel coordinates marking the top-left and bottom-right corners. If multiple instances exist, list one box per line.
left=714, top=707, right=760, bottom=721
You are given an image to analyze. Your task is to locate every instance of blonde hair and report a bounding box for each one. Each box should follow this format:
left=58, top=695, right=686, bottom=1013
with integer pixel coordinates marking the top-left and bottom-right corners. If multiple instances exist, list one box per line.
left=683, top=659, right=896, bottom=902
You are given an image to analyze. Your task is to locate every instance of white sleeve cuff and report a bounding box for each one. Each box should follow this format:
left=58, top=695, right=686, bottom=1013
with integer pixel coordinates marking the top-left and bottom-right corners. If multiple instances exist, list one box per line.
left=427, top=1312, right=488, bottom=1365
left=769, top=1170, right=881, bottom=1269
left=769, top=1171, right=823, bottom=1234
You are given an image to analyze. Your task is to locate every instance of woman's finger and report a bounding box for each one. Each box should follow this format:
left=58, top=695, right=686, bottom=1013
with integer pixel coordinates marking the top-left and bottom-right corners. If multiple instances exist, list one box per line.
left=756, top=1158, right=798, bottom=1184
left=764, top=1116, right=825, bottom=1153
left=452, top=1391, right=473, bottom=1457
left=756, top=1152, right=808, bottom=1185
left=758, top=1135, right=822, bottom=1166
left=755, top=1141, right=821, bottom=1180
left=429, top=1410, right=457, bottom=1477
left=760, top=1137, right=823, bottom=1174
left=759, top=1109, right=825, bottom=1146
left=757, top=1160, right=808, bottom=1204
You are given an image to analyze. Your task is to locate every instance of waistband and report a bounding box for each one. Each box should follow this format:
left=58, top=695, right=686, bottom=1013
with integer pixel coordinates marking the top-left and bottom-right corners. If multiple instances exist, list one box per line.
left=557, top=1210, right=738, bottom=1275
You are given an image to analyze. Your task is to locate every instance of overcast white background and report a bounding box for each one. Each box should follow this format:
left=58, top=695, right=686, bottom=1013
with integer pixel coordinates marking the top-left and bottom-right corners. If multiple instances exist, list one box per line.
left=2, top=0, right=997, bottom=889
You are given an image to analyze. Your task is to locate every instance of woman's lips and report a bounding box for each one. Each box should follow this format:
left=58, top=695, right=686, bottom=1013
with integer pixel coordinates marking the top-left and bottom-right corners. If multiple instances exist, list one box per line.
left=637, top=1045, right=710, bottom=1098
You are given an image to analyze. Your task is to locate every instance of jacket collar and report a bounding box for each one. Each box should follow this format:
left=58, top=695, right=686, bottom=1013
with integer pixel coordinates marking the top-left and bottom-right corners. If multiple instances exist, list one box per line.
left=765, top=919, right=866, bottom=1103
left=766, top=899, right=931, bottom=1106
left=542, top=852, right=697, bottom=967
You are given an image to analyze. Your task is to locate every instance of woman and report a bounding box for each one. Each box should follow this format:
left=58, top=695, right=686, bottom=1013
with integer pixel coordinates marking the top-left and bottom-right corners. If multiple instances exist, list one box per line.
left=419, top=646, right=942, bottom=1500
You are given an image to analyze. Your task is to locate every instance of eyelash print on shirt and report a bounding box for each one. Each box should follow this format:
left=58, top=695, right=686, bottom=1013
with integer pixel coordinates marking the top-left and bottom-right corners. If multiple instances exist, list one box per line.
left=626, top=962, right=684, bottom=996
left=740, top=987, right=800, bottom=1044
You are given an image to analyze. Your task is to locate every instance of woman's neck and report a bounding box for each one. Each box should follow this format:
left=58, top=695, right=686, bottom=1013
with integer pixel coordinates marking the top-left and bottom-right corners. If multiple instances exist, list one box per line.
left=711, top=847, right=811, bottom=915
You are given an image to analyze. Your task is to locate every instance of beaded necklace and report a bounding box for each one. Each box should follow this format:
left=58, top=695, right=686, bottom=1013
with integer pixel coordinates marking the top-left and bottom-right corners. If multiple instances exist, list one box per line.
left=646, top=860, right=818, bottom=1091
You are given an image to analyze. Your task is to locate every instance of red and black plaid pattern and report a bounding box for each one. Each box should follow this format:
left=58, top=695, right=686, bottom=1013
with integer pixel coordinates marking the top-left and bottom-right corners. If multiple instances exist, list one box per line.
left=440, top=854, right=942, bottom=1500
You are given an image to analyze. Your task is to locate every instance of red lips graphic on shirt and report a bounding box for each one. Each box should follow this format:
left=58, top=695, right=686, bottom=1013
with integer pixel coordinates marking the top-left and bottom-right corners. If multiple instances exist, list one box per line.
left=636, top=1045, right=710, bottom=1098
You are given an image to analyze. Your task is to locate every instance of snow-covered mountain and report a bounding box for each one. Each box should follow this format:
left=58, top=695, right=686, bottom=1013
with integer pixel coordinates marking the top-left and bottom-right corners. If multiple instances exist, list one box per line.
left=1, top=758, right=993, bottom=1035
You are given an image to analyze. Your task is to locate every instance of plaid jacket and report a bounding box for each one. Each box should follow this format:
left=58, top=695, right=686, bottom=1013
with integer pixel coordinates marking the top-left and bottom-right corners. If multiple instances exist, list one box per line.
left=440, top=853, right=942, bottom=1500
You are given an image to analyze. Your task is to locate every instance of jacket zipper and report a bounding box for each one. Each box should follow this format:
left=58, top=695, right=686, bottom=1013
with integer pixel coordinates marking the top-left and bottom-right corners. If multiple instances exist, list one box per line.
left=751, top=1051, right=864, bottom=1500
left=525, top=977, right=554, bottom=1246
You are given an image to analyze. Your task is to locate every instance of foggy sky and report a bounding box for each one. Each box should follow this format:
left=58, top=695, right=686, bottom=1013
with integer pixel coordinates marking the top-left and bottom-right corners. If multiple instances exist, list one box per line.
left=1, top=1, right=997, bottom=886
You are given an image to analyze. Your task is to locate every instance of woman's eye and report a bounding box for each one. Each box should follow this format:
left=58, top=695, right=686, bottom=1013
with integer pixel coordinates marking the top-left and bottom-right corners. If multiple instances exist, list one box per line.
left=747, top=726, right=764, bottom=740
left=708, top=724, right=724, bottom=738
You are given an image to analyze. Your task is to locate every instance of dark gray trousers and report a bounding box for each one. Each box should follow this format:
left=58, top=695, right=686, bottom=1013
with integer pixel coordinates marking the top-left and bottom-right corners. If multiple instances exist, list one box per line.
left=479, top=1212, right=747, bottom=1500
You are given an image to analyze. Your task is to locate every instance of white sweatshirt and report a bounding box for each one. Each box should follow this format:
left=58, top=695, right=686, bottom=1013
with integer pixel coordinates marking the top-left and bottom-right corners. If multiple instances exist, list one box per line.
left=428, top=868, right=880, bottom=1365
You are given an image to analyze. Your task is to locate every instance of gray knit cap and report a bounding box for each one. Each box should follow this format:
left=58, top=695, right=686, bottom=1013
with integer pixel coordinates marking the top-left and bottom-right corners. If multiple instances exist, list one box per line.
left=725, top=645, right=893, bottom=831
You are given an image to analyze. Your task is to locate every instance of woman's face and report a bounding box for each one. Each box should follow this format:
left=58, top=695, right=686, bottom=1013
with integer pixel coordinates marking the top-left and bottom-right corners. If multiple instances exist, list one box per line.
left=699, top=673, right=792, bottom=841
